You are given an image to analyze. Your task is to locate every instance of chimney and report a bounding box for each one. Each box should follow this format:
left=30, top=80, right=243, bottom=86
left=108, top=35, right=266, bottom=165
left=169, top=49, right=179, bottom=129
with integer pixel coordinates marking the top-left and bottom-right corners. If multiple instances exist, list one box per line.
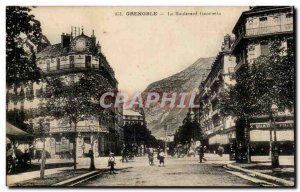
left=61, top=33, right=72, bottom=50
left=96, top=41, right=101, bottom=53
left=91, top=29, right=96, bottom=46
left=224, top=34, right=231, bottom=51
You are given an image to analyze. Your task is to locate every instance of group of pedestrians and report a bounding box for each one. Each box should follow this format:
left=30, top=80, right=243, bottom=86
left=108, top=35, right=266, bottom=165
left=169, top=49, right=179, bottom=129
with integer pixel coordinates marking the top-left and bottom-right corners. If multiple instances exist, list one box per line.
left=147, top=147, right=165, bottom=167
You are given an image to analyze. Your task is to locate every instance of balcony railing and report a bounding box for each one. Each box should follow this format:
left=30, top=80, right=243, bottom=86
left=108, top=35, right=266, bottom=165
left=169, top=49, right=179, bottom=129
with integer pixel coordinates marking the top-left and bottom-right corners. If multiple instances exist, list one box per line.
left=41, top=63, right=99, bottom=72
left=246, top=24, right=293, bottom=36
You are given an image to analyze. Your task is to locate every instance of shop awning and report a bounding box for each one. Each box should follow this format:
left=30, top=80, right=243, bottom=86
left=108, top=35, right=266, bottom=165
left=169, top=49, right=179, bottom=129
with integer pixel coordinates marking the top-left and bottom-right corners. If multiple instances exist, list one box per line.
left=6, top=122, right=33, bottom=139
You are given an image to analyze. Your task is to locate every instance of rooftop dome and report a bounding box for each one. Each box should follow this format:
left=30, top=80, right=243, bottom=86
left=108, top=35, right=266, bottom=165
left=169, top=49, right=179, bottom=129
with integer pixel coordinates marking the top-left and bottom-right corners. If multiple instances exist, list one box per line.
left=71, top=33, right=92, bottom=52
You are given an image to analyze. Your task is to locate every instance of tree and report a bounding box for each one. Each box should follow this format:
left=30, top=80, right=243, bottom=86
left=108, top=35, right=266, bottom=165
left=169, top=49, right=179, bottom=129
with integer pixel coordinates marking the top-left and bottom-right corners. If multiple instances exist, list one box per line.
left=174, top=115, right=203, bottom=145
left=220, top=38, right=295, bottom=163
left=123, top=122, right=156, bottom=147
left=43, top=72, right=115, bottom=170
left=6, top=6, right=43, bottom=86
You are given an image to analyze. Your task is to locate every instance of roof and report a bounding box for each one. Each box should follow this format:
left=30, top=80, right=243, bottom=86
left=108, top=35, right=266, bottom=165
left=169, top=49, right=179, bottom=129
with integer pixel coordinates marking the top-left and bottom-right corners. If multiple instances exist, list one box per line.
left=37, top=43, right=61, bottom=59
left=6, top=122, right=33, bottom=138
left=123, top=109, right=143, bottom=117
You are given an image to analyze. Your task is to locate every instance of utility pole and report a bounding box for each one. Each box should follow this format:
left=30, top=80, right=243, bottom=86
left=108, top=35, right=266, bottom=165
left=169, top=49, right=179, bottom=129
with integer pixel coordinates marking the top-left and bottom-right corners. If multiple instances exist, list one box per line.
left=164, top=125, right=168, bottom=155
left=89, top=123, right=95, bottom=170
left=39, top=119, right=49, bottom=179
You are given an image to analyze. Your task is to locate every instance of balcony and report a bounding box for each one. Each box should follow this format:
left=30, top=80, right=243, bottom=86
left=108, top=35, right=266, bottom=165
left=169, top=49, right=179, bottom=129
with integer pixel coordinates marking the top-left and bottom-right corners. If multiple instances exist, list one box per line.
left=246, top=24, right=293, bottom=37
left=41, top=63, right=99, bottom=73
left=232, top=23, right=293, bottom=53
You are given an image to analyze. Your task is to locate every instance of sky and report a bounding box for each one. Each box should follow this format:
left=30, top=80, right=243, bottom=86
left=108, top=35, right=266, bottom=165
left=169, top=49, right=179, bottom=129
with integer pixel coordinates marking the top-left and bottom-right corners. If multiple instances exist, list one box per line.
left=31, top=6, right=248, bottom=94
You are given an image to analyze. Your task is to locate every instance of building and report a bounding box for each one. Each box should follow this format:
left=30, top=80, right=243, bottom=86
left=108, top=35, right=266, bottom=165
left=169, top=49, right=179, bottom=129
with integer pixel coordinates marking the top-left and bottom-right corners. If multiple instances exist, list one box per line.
left=231, top=6, right=294, bottom=156
left=6, top=27, right=123, bottom=158
left=198, top=35, right=236, bottom=153
left=122, top=109, right=147, bottom=146
left=122, top=109, right=145, bottom=126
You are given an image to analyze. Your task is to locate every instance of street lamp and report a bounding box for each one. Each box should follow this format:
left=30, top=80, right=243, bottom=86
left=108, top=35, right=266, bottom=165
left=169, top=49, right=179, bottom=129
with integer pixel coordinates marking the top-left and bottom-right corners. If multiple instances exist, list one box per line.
left=89, top=123, right=96, bottom=170
left=270, top=103, right=281, bottom=172
left=37, top=117, right=50, bottom=179
left=164, top=125, right=168, bottom=155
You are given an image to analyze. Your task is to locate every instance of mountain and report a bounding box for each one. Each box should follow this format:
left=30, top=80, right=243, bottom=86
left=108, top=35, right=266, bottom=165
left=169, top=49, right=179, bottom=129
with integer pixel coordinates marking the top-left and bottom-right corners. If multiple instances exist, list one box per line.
left=142, top=57, right=215, bottom=139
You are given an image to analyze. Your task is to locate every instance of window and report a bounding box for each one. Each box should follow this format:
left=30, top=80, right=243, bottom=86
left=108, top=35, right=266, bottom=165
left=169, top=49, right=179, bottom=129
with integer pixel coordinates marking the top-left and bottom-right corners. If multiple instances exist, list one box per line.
left=259, top=17, right=268, bottom=29
left=57, top=58, right=60, bottom=70
left=85, top=56, right=91, bottom=68
left=287, top=38, right=294, bottom=50
left=248, top=45, right=255, bottom=61
left=248, top=18, right=253, bottom=28
left=47, top=61, right=50, bottom=71
left=69, top=56, right=74, bottom=68
left=259, top=17, right=267, bottom=22
left=273, top=16, right=280, bottom=25
left=69, top=75, right=75, bottom=83
left=260, top=43, right=269, bottom=56
left=286, top=13, right=293, bottom=23
left=20, top=101, right=24, bottom=112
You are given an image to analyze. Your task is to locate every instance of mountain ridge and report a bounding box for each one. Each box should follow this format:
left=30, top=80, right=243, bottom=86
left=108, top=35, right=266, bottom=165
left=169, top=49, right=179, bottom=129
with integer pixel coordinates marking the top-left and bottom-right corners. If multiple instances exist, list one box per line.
left=142, top=57, right=215, bottom=138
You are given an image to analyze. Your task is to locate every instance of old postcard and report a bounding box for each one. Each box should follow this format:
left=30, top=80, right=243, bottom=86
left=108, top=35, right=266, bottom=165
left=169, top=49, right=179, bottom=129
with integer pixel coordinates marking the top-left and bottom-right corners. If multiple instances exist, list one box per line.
left=6, top=6, right=295, bottom=187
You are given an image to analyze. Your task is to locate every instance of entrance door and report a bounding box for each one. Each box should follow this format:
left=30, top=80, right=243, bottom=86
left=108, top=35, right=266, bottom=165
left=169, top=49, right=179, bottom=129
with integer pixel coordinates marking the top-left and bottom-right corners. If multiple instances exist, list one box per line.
left=85, top=56, right=91, bottom=68
left=69, top=56, right=75, bottom=68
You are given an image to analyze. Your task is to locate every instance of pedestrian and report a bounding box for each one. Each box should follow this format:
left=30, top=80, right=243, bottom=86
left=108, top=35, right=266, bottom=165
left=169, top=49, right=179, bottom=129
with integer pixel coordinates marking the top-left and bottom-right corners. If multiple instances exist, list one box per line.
left=198, top=145, right=207, bottom=163
left=121, top=145, right=128, bottom=163
left=148, top=146, right=154, bottom=166
left=158, top=149, right=165, bottom=167
left=108, top=152, right=116, bottom=174
left=217, top=145, right=224, bottom=157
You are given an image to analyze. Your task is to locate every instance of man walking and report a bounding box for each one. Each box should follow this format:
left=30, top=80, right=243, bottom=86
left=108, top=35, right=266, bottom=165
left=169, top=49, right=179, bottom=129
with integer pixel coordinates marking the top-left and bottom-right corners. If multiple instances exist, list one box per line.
left=198, top=145, right=207, bottom=163
left=148, top=146, right=154, bottom=166
left=158, top=149, right=165, bottom=167
left=121, top=144, right=128, bottom=163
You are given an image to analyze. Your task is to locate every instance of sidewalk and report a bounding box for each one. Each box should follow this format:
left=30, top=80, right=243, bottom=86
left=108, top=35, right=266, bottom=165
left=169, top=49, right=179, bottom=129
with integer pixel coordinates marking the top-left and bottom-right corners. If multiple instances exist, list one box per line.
left=227, top=155, right=295, bottom=187
left=7, top=156, right=125, bottom=186
left=7, top=166, right=74, bottom=186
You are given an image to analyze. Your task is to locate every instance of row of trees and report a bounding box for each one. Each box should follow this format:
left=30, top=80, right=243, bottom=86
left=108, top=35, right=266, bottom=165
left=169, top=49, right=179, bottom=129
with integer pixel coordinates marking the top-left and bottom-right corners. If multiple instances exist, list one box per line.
left=174, top=116, right=203, bottom=145
left=124, top=122, right=158, bottom=147
left=219, top=39, right=294, bottom=162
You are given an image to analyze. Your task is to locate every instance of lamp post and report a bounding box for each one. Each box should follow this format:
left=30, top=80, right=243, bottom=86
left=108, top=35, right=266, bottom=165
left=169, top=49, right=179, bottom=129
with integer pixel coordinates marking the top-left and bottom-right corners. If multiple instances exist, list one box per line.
left=38, top=118, right=49, bottom=179
left=164, top=125, right=168, bottom=155
left=270, top=103, right=281, bottom=172
left=89, top=123, right=95, bottom=170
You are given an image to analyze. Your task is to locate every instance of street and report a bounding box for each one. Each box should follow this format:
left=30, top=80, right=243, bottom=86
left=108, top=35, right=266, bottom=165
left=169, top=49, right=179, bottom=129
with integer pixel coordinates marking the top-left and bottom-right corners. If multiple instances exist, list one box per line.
left=79, top=155, right=258, bottom=187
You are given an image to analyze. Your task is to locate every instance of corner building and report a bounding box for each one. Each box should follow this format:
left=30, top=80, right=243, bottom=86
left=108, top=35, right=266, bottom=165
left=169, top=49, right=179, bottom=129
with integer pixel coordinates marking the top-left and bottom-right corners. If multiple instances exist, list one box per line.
left=7, top=29, right=123, bottom=158
left=231, top=6, right=294, bottom=156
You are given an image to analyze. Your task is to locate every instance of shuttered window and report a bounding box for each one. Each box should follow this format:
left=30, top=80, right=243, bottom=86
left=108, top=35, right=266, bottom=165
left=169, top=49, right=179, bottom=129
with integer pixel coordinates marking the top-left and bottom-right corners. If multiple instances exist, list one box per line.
left=260, top=43, right=269, bottom=56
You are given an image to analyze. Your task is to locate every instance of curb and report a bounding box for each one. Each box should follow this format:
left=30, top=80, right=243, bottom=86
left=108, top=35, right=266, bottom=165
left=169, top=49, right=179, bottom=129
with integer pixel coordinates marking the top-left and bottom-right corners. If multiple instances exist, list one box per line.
left=226, top=164, right=294, bottom=187
left=52, top=170, right=101, bottom=186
